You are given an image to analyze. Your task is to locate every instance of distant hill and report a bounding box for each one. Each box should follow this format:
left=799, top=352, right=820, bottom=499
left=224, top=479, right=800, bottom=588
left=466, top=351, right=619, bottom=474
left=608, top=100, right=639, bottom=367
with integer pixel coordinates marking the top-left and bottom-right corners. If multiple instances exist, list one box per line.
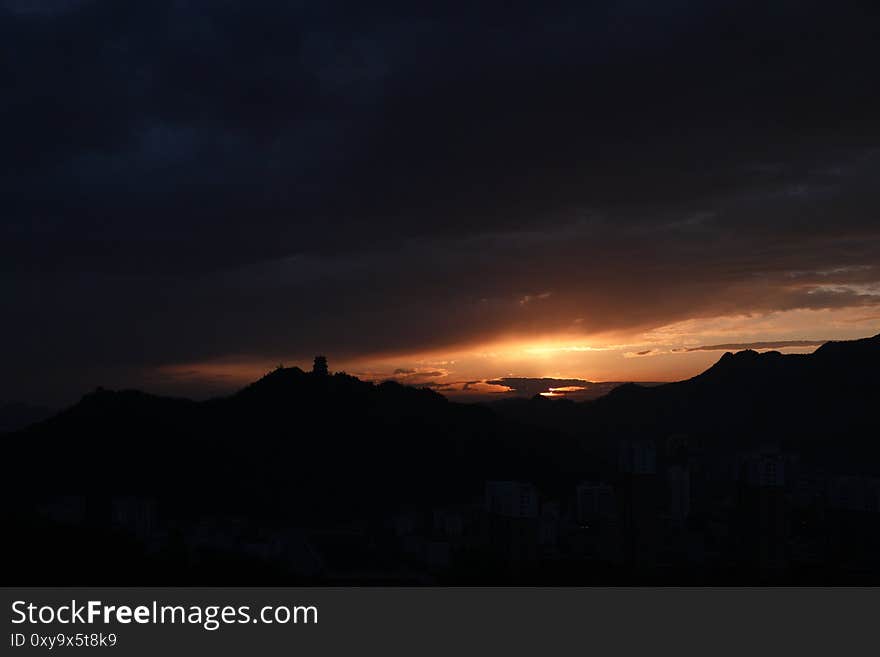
left=0, top=401, right=54, bottom=433
left=5, top=334, right=880, bottom=584
left=4, top=367, right=595, bottom=523
left=573, top=333, right=880, bottom=469
left=7, top=334, right=880, bottom=501
left=597, top=334, right=879, bottom=423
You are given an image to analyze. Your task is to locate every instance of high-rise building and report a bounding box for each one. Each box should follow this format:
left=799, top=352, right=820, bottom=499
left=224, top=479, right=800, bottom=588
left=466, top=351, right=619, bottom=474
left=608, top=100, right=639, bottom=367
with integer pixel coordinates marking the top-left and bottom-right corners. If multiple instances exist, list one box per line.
left=667, top=464, right=691, bottom=527
left=484, top=481, right=539, bottom=565
left=736, top=445, right=789, bottom=570
left=485, top=481, right=538, bottom=519
left=576, top=482, right=616, bottom=525
left=617, top=440, right=661, bottom=569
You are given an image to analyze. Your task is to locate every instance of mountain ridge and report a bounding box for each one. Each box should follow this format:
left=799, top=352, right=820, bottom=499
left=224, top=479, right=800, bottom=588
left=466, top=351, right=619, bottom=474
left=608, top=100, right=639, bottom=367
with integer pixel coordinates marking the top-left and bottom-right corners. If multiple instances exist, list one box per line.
left=5, top=332, right=880, bottom=584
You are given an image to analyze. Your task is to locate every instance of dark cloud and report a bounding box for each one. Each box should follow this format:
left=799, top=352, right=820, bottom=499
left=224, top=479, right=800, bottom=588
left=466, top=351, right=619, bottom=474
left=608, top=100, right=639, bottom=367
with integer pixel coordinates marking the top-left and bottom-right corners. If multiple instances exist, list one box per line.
left=483, top=378, right=632, bottom=401
left=487, top=377, right=593, bottom=390
left=683, top=340, right=828, bottom=352
left=389, top=368, right=446, bottom=379
left=3, top=0, right=880, bottom=403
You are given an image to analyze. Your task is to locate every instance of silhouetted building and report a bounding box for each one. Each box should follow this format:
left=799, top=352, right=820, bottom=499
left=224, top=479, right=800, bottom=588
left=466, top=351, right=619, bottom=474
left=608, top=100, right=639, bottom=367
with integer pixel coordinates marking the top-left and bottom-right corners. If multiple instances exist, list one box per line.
left=312, top=355, right=329, bottom=376
left=827, top=476, right=880, bottom=514
left=617, top=440, right=661, bottom=569
left=39, top=495, right=87, bottom=525
left=485, top=481, right=538, bottom=518
left=736, top=446, right=789, bottom=570
left=667, top=465, right=691, bottom=527
left=576, top=482, right=616, bottom=525
left=485, top=481, right=539, bottom=564
left=572, top=482, right=622, bottom=562
left=432, top=507, right=465, bottom=538
left=825, top=475, right=880, bottom=569
left=538, top=501, right=561, bottom=554
left=110, top=496, right=157, bottom=541
left=619, top=439, right=656, bottom=475
left=389, top=509, right=421, bottom=538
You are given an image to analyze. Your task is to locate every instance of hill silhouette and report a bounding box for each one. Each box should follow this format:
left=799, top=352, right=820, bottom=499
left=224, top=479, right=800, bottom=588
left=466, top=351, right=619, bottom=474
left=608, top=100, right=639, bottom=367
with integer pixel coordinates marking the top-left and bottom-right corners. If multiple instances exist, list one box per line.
left=0, top=400, right=54, bottom=433
left=5, top=334, right=880, bottom=583
left=7, top=367, right=593, bottom=508
left=4, top=365, right=596, bottom=583
left=577, top=334, right=880, bottom=470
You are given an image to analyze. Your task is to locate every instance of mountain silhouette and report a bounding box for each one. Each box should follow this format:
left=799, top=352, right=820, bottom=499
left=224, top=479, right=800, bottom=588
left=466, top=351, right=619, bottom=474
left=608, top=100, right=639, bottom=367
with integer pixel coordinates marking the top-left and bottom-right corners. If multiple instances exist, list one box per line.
left=5, top=334, right=880, bottom=583
left=577, top=334, right=880, bottom=469
left=5, top=366, right=591, bottom=528
left=0, top=400, right=54, bottom=433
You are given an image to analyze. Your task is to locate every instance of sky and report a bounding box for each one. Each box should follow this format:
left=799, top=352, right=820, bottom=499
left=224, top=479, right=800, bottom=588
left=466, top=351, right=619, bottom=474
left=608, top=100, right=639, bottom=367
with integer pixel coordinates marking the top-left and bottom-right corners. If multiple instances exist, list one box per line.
left=3, top=0, right=880, bottom=405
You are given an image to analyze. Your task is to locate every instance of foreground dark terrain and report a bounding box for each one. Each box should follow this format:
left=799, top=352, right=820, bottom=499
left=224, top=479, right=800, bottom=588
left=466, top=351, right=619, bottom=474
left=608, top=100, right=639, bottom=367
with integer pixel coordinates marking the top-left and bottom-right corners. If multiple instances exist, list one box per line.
left=4, top=335, right=880, bottom=584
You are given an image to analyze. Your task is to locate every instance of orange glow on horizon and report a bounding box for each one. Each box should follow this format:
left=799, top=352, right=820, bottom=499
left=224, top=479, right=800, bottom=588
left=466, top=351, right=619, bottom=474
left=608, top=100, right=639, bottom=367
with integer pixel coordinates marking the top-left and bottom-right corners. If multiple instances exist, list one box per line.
left=147, top=307, right=880, bottom=398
